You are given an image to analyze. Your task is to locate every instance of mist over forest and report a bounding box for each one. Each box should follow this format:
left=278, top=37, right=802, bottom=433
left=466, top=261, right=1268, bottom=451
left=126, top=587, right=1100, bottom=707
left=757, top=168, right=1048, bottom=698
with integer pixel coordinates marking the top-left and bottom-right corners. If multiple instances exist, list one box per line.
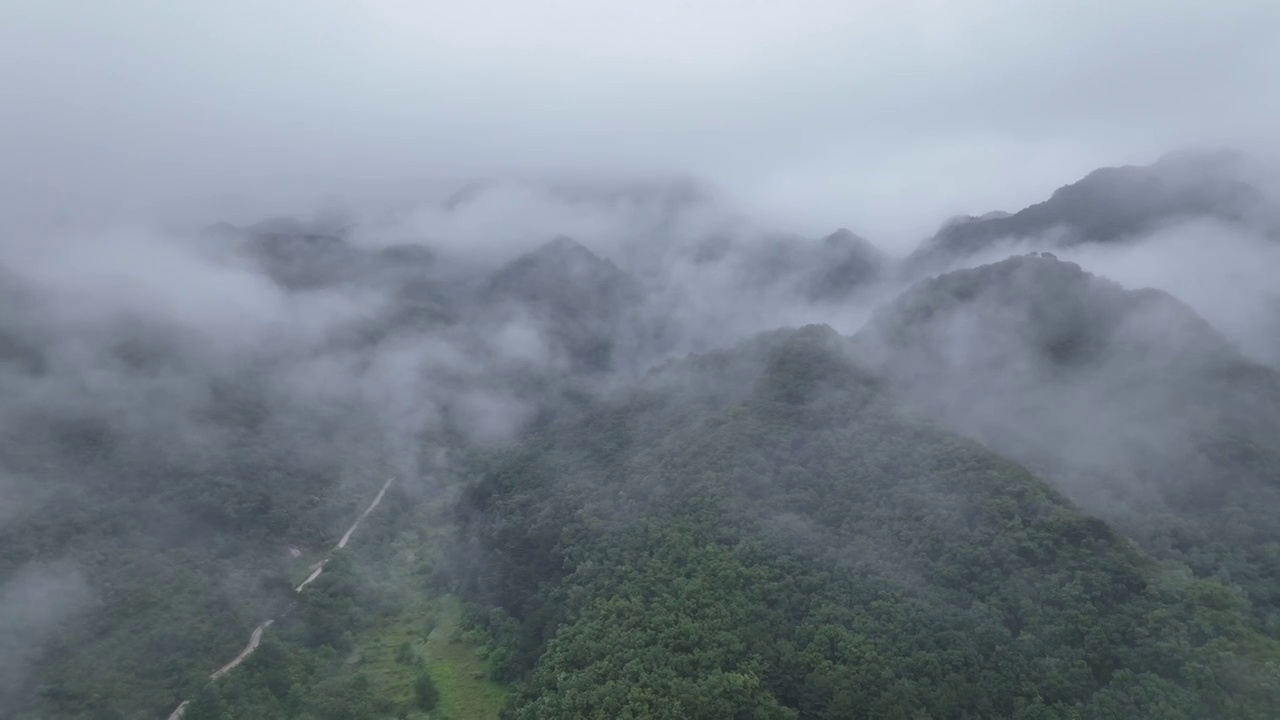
left=4, top=2, right=1280, bottom=719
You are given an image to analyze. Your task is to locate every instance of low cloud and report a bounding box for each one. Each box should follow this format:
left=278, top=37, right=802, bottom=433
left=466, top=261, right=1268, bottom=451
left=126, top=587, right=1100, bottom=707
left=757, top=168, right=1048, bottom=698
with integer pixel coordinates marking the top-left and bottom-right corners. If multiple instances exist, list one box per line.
left=923, top=217, right=1280, bottom=366
left=0, top=562, right=93, bottom=701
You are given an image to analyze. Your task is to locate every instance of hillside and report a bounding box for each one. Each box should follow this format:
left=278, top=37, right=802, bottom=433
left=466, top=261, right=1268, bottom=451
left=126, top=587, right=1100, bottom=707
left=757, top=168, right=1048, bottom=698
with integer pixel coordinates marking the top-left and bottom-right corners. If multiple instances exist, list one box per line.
left=11, top=1, right=1280, bottom=716
left=453, top=325, right=1280, bottom=718
left=857, top=254, right=1280, bottom=629
left=728, top=229, right=888, bottom=303
left=482, top=236, right=657, bottom=373
left=5, top=195, right=1280, bottom=719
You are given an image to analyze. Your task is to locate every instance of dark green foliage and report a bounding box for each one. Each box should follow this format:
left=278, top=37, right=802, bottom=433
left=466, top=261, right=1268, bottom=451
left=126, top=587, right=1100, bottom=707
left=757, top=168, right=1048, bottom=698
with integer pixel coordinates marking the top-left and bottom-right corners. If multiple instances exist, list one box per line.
left=0, top=448, right=389, bottom=719
left=456, top=326, right=1280, bottom=718
left=176, top=511, right=427, bottom=720
left=9, top=218, right=1280, bottom=720
left=414, top=669, right=441, bottom=710
left=396, top=640, right=417, bottom=665
left=484, top=236, right=664, bottom=373
left=859, top=255, right=1280, bottom=632
left=0, top=367, right=413, bottom=719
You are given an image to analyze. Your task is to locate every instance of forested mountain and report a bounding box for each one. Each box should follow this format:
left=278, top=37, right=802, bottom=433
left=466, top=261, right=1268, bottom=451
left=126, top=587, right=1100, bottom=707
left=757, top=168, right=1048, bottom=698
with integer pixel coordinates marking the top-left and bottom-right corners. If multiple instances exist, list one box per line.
left=454, top=325, right=1280, bottom=718
left=736, top=229, right=887, bottom=303
left=209, top=219, right=458, bottom=330
left=856, top=254, right=1280, bottom=631
left=4, top=163, right=1280, bottom=719
left=482, top=236, right=658, bottom=373
left=0, top=291, right=398, bottom=717
left=685, top=227, right=887, bottom=302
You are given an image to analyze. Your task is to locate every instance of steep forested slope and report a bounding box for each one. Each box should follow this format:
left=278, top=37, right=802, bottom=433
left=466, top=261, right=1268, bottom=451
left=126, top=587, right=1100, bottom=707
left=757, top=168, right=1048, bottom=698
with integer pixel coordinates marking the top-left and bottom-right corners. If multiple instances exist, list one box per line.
left=730, top=229, right=887, bottom=303
left=455, top=326, right=1280, bottom=719
left=0, top=254, right=440, bottom=718
left=0, top=362, right=395, bottom=719
left=483, top=236, right=657, bottom=373
left=857, top=255, right=1280, bottom=630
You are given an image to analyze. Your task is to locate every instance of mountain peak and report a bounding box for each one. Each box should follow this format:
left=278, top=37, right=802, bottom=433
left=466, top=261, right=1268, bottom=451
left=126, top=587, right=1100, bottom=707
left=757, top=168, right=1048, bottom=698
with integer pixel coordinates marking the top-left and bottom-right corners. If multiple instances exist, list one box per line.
left=539, top=234, right=596, bottom=258
left=865, top=253, right=1239, bottom=373
left=488, top=236, right=634, bottom=307
left=495, top=236, right=619, bottom=284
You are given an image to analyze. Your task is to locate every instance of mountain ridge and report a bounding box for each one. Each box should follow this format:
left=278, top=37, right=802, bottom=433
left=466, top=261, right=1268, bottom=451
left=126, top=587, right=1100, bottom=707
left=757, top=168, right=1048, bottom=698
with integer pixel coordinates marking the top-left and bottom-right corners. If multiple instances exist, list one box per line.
left=905, top=148, right=1275, bottom=274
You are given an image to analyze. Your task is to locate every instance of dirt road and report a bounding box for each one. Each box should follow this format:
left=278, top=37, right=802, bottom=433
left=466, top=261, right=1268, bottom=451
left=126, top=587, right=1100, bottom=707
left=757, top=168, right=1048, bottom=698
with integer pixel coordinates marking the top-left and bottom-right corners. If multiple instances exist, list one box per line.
left=292, top=475, right=394, bottom=591
left=164, top=477, right=395, bottom=718
left=210, top=619, right=274, bottom=680
left=294, top=559, right=327, bottom=592
left=337, top=476, right=394, bottom=549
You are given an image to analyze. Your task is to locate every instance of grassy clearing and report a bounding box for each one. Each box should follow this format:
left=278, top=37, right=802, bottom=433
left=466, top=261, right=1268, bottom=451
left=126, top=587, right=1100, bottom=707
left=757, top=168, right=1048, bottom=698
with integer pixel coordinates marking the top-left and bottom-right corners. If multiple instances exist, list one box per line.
left=423, top=596, right=508, bottom=720
left=342, top=594, right=505, bottom=720
left=327, top=491, right=506, bottom=719
left=343, top=607, right=430, bottom=710
left=343, top=594, right=506, bottom=717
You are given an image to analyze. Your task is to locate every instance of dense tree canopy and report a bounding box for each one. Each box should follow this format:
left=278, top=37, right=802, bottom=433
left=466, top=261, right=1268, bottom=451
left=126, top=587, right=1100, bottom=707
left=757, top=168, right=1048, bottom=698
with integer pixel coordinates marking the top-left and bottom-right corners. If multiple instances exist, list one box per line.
left=456, top=326, right=1280, bottom=718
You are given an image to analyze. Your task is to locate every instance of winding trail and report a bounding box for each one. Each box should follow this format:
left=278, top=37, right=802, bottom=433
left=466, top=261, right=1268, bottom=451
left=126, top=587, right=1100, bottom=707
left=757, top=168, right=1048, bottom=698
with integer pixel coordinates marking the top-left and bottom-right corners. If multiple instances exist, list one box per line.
left=166, top=477, right=395, bottom=719
left=337, top=476, right=394, bottom=550
left=294, top=560, right=327, bottom=593
left=292, top=475, right=394, bottom=592
left=210, top=620, right=274, bottom=680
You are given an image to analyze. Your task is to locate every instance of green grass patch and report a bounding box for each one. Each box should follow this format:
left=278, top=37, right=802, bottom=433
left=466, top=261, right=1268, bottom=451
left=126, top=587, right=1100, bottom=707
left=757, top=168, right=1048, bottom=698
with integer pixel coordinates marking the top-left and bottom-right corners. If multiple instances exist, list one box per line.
left=340, top=593, right=505, bottom=720
left=424, top=596, right=508, bottom=720
left=313, top=494, right=506, bottom=719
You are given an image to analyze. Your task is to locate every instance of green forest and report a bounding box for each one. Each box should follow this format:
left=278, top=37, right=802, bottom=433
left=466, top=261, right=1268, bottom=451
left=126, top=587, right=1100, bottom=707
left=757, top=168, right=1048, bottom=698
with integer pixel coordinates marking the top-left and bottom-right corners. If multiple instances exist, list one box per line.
left=10, top=8, right=1280, bottom=718
left=4, top=241, right=1280, bottom=719
left=453, top=324, right=1280, bottom=719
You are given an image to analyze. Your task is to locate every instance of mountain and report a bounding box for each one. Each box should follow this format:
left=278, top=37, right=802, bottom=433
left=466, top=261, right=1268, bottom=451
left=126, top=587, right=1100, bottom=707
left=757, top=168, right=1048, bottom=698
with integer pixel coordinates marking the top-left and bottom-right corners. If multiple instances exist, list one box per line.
left=856, top=254, right=1280, bottom=626
left=0, top=244, right=434, bottom=718
left=906, top=149, right=1274, bottom=274
left=9, top=162, right=1280, bottom=719
left=688, top=228, right=887, bottom=301
left=205, top=219, right=458, bottom=342
left=485, top=236, right=634, bottom=312
left=450, top=324, right=1280, bottom=718
left=739, top=228, right=887, bottom=303
left=208, top=219, right=437, bottom=292
left=865, top=252, right=1242, bottom=373
left=482, top=236, right=660, bottom=373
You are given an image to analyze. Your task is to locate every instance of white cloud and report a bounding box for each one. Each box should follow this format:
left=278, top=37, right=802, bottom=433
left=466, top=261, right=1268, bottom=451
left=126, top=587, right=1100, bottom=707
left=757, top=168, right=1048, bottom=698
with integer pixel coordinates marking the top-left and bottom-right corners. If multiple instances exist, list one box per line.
left=2, top=1, right=1277, bottom=243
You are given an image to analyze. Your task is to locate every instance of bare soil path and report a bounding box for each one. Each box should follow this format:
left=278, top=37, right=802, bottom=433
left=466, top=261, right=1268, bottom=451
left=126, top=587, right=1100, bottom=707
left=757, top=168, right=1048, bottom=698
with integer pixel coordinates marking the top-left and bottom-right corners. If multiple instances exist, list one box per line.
left=165, top=478, right=395, bottom=719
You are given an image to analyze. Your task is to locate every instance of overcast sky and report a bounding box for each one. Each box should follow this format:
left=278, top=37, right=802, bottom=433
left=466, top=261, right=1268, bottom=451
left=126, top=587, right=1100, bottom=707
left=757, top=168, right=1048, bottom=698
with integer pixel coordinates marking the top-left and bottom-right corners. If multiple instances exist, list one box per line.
left=3, top=1, right=1278, bottom=248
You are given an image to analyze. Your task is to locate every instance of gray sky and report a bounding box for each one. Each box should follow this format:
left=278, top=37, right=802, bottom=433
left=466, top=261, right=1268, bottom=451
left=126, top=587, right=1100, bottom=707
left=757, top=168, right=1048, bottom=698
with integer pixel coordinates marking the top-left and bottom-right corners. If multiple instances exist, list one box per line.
left=3, top=1, right=1278, bottom=248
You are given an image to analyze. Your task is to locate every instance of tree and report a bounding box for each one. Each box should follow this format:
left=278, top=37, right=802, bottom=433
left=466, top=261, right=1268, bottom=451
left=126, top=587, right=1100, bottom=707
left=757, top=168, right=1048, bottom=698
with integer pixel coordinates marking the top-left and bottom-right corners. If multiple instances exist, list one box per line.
left=414, top=670, right=440, bottom=711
